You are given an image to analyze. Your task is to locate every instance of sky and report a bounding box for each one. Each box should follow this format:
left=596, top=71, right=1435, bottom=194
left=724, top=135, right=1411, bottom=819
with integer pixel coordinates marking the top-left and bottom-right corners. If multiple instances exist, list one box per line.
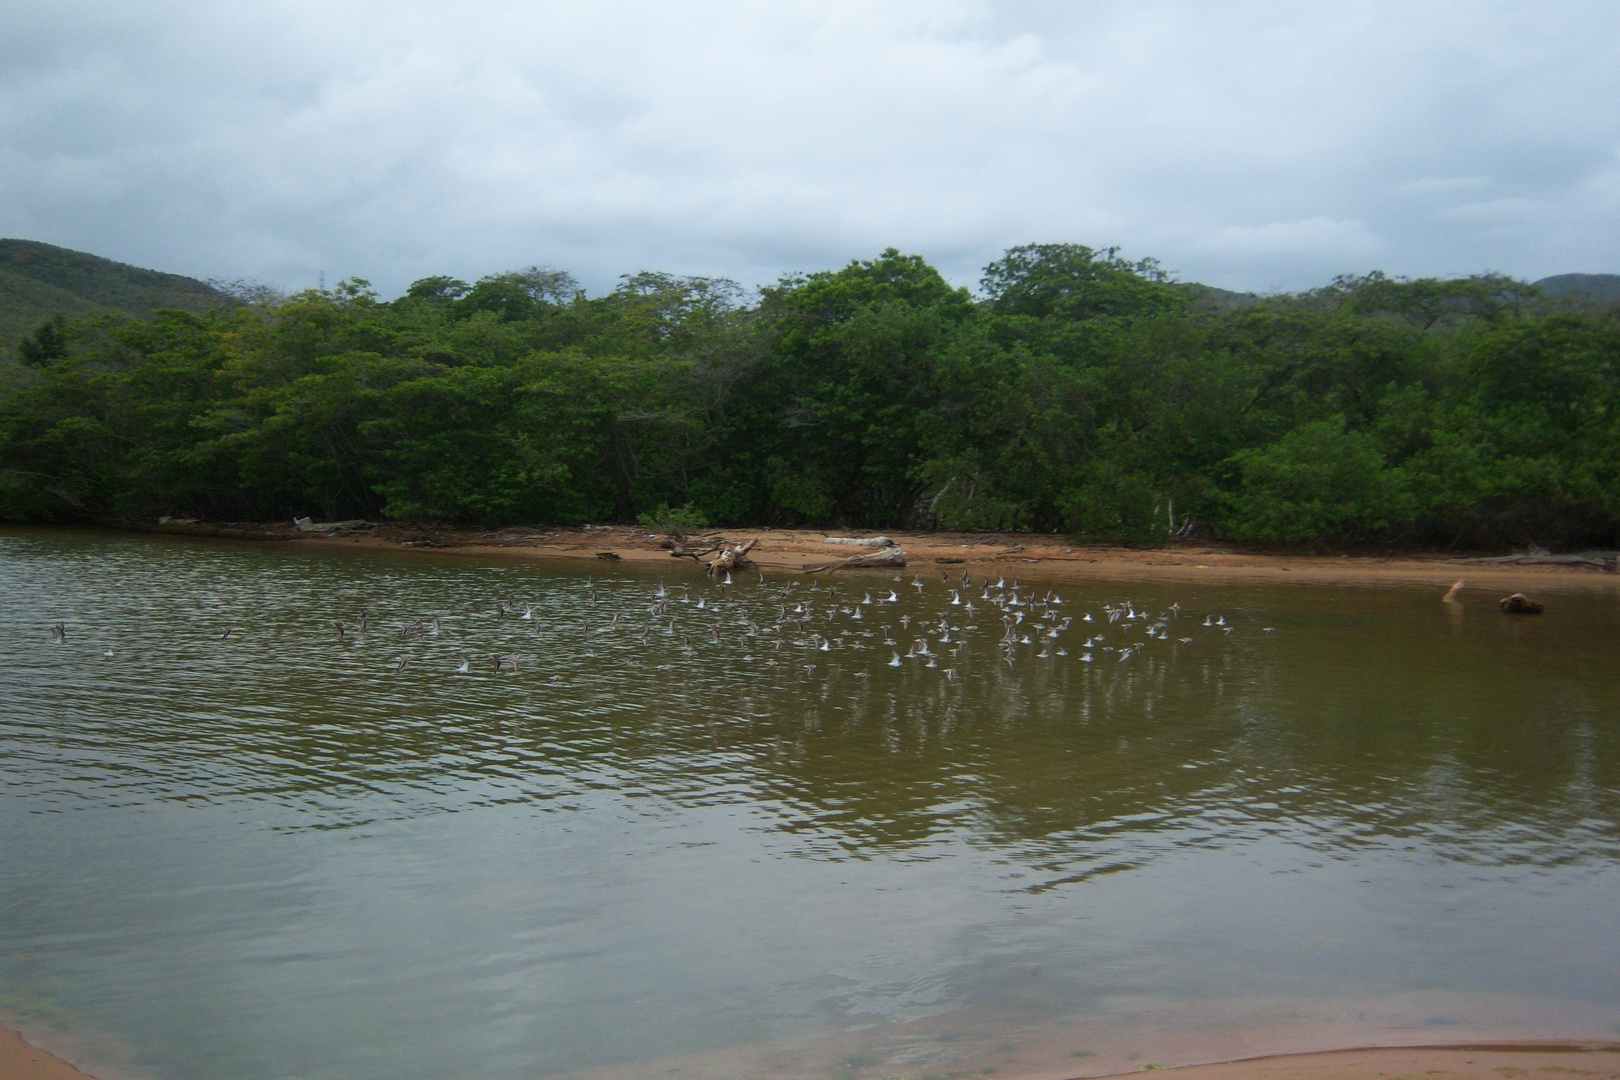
left=4, top=0, right=1619, bottom=299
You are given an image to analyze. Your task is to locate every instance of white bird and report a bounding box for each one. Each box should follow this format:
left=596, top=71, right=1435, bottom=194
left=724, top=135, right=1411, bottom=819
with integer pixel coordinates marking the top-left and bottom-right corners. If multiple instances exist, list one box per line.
left=889, top=652, right=903, bottom=667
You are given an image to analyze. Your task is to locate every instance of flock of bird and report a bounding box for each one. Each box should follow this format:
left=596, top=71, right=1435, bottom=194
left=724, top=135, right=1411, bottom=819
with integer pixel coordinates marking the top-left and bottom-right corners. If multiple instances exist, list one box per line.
left=42, top=567, right=1275, bottom=682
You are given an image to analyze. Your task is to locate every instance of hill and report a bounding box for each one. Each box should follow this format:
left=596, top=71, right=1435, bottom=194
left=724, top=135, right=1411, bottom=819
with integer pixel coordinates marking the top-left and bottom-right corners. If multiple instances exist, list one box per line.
left=1533, top=273, right=1620, bottom=307
left=0, top=239, right=232, bottom=362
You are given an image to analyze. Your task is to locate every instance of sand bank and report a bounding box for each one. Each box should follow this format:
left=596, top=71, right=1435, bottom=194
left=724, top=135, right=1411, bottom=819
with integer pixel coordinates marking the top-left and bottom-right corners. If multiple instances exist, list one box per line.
left=266, top=522, right=1620, bottom=595
left=0, top=1024, right=96, bottom=1080
left=1074, top=1044, right=1620, bottom=1080
left=7, top=1021, right=1616, bottom=1080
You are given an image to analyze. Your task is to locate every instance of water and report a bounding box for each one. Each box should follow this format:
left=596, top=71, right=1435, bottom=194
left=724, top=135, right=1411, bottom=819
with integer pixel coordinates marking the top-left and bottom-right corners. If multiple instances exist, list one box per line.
left=2, top=528, right=1618, bottom=1080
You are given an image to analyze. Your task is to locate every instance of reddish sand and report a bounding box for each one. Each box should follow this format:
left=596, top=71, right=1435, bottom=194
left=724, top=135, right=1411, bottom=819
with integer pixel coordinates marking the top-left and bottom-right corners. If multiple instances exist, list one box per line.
left=6, top=1023, right=1616, bottom=1080
left=1076, top=1044, right=1620, bottom=1080
left=205, top=522, right=1620, bottom=595
left=1, top=1025, right=97, bottom=1080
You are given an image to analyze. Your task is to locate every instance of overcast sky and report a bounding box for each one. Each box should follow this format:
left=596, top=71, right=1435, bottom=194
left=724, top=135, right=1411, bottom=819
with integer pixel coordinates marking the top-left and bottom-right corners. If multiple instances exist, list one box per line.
left=4, top=1, right=1618, bottom=299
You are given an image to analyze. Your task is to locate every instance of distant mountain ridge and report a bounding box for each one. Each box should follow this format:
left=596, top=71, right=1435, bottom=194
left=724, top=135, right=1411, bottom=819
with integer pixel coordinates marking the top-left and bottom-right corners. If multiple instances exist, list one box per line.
left=0, top=239, right=230, bottom=361
left=1533, top=273, right=1620, bottom=306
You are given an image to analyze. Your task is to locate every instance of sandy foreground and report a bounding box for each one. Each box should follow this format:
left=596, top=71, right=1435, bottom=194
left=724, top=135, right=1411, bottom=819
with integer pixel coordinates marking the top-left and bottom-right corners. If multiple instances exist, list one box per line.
left=6, top=1022, right=1618, bottom=1080
left=1, top=1024, right=105, bottom=1080
left=139, top=519, right=1620, bottom=595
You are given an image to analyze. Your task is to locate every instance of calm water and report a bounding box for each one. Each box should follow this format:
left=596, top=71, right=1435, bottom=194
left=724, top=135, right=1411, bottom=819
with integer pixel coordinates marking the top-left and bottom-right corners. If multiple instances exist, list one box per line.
left=2, top=528, right=1618, bottom=1080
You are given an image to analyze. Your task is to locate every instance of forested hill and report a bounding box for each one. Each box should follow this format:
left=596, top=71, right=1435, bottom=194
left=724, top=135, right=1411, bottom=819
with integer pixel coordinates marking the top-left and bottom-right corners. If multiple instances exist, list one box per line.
left=3, top=244, right=1618, bottom=550
left=0, top=240, right=231, bottom=362
left=1535, top=273, right=1620, bottom=307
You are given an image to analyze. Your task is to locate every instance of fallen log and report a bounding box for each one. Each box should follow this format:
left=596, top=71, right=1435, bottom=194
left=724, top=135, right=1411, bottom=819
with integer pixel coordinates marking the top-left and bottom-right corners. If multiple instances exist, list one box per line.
left=1499, top=593, right=1544, bottom=614
left=803, top=547, right=908, bottom=574
left=1454, top=550, right=1617, bottom=570
left=825, top=536, right=894, bottom=548
left=706, top=537, right=758, bottom=577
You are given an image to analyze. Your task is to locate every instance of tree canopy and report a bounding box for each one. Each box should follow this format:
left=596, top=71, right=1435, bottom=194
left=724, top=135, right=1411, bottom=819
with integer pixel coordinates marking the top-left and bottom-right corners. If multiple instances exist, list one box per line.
left=3, top=246, right=1617, bottom=550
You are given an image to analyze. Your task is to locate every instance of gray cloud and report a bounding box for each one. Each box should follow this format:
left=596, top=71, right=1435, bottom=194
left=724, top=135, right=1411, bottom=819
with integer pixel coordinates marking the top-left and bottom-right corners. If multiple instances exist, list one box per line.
left=4, top=0, right=1618, bottom=297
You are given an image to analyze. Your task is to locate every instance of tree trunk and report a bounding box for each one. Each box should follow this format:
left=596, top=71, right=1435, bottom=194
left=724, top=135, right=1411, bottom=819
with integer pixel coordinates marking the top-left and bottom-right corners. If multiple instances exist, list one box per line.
left=804, top=547, right=907, bottom=573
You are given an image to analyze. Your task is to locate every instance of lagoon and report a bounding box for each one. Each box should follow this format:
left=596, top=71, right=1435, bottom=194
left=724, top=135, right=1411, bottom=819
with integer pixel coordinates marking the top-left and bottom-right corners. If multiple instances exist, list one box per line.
left=2, top=528, right=1618, bottom=1079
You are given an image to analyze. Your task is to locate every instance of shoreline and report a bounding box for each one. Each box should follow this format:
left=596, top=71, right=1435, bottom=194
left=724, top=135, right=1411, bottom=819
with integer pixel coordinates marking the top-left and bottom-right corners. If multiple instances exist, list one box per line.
left=1, top=1024, right=98, bottom=1080
left=8, top=1019, right=1616, bottom=1080
left=105, top=519, right=1620, bottom=594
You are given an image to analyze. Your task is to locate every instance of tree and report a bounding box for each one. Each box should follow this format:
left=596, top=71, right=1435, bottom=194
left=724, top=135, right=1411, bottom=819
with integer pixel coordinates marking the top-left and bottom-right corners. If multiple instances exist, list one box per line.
left=980, top=244, right=1186, bottom=320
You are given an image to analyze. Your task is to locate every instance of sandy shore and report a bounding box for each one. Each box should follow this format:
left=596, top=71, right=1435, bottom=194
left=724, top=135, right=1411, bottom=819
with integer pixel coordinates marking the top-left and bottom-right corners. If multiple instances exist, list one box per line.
left=6, top=1020, right=1616, bottom=1080
left=1076, top=1044, right=1620, bottom=1080
left=243, top=522, right=1620, bottom=596
left=1, top=1024, right=97, bottom=1080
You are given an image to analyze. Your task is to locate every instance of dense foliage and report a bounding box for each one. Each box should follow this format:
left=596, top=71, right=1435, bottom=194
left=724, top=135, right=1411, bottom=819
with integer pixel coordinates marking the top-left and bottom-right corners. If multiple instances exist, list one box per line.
left=3, top=245, right=1618, bottom=549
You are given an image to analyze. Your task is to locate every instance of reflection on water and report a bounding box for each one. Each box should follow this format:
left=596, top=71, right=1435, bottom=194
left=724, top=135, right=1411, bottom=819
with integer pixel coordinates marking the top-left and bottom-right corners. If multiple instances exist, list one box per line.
left=1, top=529, right=1617, bottom=1080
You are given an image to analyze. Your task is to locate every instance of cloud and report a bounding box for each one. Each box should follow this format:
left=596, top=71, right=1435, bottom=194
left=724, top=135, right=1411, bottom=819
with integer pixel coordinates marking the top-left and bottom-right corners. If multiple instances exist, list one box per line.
left=3, top=0, right=1619, bottom=296
left=1199, top=218, right=1381, bottom=256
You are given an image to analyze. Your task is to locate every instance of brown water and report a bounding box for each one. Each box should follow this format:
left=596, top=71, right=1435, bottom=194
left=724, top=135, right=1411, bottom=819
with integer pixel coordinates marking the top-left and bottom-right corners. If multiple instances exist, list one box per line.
left=1, top=528, right=1618, bottom=1080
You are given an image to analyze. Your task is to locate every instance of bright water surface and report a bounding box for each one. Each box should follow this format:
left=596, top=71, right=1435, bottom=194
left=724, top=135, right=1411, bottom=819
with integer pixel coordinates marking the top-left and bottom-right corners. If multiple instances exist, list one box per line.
left=2, top=528, right=1619, bottom=1080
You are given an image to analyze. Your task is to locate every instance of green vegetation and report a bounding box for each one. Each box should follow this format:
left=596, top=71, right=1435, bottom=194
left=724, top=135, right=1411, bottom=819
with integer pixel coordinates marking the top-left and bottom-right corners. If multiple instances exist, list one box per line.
left=2, top=243, right=1617, bottom=549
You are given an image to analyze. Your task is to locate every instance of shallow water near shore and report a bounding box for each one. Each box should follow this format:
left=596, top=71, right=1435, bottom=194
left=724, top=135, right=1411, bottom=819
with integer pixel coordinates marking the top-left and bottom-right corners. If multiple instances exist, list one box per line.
left=2, top=527, right=1618, bottom=1080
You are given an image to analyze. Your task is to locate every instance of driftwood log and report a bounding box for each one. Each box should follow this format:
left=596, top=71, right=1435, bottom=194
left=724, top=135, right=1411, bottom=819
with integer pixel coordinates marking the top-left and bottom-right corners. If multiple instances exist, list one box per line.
left=1455, top=550, right=1617, bottom=571
left=804, top=547, right=908, bottom=574
left=664, top=536, right=718, bottom=561
left=706, top=538, right=758, bottom=577
left=1499, top=593, right=1544, bottom=614
left=824, top=536, right=894, bottom=548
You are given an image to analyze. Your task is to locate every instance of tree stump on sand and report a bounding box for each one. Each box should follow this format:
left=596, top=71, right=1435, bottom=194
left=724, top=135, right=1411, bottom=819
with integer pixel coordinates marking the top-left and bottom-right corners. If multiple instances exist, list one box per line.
left=1499, top=593, right=1544, bottom=614
left=706, top=538, right=758, bottom=577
